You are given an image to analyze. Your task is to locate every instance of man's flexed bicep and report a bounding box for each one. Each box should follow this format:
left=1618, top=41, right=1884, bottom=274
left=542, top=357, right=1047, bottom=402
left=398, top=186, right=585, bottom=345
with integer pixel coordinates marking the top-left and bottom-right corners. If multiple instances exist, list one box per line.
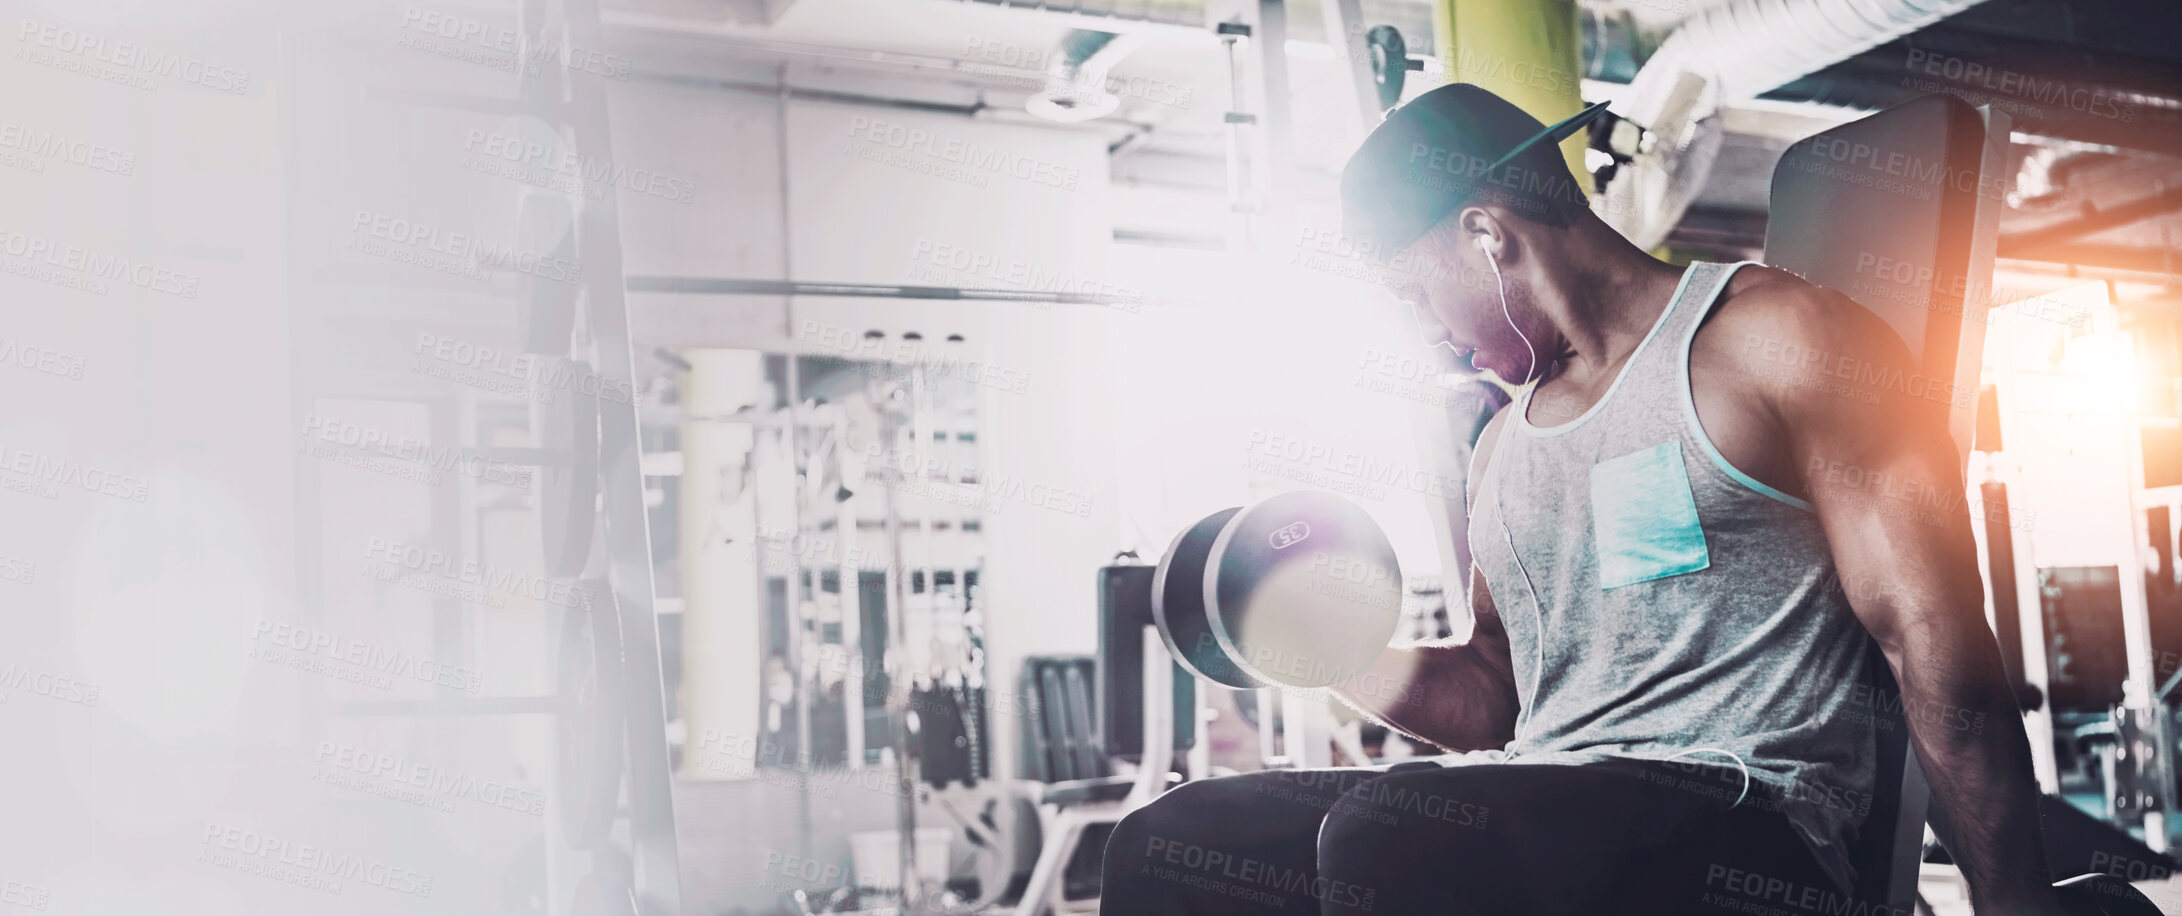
left=1332, top=408, right=1522, bottom=751
left=1743, top=285, right=2063, bottom=915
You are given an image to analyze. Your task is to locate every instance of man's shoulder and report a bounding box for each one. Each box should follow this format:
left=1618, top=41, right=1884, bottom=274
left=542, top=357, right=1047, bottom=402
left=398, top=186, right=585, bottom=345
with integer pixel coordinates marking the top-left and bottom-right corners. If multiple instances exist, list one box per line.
left=1698, top=265, right=1897, bottom=354
left=1691, top=264, right=1914, bottom=395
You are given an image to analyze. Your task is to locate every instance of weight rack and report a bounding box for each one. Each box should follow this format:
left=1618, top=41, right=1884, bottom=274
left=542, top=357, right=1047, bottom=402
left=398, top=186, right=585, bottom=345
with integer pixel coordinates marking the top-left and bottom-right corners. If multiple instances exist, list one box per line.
left=280, top=0, right=681, bottom=912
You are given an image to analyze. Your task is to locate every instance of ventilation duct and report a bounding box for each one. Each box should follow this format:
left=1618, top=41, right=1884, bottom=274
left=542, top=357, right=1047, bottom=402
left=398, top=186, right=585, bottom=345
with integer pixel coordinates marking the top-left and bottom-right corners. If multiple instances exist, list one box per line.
left=1026, top=29, right=1139, bottom=123
left=1601, top=0, right=1990, bottom=248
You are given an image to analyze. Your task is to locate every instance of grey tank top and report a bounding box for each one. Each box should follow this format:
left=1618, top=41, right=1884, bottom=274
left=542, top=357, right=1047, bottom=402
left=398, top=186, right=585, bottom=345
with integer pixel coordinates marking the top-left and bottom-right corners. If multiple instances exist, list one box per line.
left=1464, top=260, right=1875, bottom=893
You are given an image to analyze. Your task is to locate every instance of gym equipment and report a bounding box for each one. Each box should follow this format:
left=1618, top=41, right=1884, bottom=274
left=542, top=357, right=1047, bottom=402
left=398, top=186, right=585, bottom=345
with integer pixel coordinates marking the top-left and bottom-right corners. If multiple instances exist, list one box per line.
left=914, top=679, right=987, bottom=790
left=2042, top=568, right=2132, bottom=714
left=1020, top=657, right=1104, bottom=786
left=1152, top=508, right=1248, bottom=688
left=1152, top=491, right=1403, bottom=691
left=558, top=578, right=626, bottom=850
left=2053, top=874, right=2164, bottom=916
left=1363, top=26, right=1417, bottom=114
left=515, top=190, right=580, bottom=355
left=1762, top=92, right=2175, bottom=915
left=1764, top=93, right=2010, bottom=914
left=539, top=356, right=602, bottom=579
left=1097, top=562, right=1197, bottom=760
left=1014, top=633, right=1184, bottom=916
left=288, top=0, right=679, bottom=910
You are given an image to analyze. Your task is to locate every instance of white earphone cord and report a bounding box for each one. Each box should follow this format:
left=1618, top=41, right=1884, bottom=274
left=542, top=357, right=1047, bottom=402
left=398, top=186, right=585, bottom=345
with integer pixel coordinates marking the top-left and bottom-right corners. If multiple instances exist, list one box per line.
left=1479, top=248, right=1750, bottom=810
left=1482, top=240, right=1549, bottom=736
left=1480, top=240, right=1537, bottom=388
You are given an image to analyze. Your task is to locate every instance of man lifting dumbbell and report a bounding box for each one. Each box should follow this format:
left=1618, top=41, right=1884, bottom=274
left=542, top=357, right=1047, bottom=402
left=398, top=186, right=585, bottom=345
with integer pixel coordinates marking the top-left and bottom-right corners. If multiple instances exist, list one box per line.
left=1101, top=84, right=2072, bottom=915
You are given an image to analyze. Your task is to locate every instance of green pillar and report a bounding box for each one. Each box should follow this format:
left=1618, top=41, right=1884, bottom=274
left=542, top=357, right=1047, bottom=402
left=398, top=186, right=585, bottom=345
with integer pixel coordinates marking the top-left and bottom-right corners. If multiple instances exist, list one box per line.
left=1432, top=0, right=1589, bottom=188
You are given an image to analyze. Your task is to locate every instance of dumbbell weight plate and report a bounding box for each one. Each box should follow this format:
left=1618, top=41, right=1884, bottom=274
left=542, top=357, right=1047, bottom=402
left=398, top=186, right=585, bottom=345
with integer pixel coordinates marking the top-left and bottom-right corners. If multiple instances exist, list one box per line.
left=515, top=187, right=580, bottom=355
left=539, top=356, right=601, bottom=578
left=1152, top=507, right=1258, bottom=689
left=1206, top=491, right=1402, bottom=690
left=557, top=579, right=624, bottom=849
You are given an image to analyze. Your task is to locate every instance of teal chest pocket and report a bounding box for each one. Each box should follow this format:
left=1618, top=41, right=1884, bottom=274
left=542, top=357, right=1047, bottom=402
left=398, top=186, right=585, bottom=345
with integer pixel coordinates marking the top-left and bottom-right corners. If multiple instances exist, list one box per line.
left=1590, top=443, right=1710, bottom=589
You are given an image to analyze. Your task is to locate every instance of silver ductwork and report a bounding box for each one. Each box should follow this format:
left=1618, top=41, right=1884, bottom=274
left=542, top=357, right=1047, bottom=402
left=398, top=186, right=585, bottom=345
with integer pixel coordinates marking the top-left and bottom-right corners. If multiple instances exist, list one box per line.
left=1027, top=28, right=1139, bottom=123
left=1603, top=0, right=1991, bottom=248
left=1622, top=0, right=1989, bottom=126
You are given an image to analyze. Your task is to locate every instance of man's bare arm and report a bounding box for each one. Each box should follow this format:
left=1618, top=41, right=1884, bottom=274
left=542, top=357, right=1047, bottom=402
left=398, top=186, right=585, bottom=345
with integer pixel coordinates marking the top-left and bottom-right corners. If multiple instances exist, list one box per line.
left=1742, top=288, right=2060, bottom=914
left=1334, top=568, right=1521, bottom=751
left=1334, top=409, right=1522, bottom=751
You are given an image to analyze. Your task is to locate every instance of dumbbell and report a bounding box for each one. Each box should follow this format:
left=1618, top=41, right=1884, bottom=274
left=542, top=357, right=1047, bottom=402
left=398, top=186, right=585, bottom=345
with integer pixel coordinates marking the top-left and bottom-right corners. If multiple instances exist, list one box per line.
left=1151, top=491, right=1404, bottom=690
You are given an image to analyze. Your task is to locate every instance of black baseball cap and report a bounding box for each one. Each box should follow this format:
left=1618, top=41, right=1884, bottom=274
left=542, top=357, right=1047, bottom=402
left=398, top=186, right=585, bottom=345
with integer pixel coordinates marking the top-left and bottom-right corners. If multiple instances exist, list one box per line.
left=1341, top=84, right=1607, bottom=264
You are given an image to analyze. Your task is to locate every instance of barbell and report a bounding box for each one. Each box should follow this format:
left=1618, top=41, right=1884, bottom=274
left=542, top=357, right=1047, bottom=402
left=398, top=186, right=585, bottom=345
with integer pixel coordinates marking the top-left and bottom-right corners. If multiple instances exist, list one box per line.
left=1151, top=490, right=1405, bottom=690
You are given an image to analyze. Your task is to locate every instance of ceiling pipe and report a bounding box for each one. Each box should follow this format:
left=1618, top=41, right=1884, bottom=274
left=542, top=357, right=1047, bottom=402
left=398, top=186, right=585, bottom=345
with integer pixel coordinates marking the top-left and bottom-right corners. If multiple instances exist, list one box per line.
left=1618, top=0, right=1991, bottom=131
left=1027, top=29, right=1138, bottom=123
left=1600, top=0, right=1991, bottom=247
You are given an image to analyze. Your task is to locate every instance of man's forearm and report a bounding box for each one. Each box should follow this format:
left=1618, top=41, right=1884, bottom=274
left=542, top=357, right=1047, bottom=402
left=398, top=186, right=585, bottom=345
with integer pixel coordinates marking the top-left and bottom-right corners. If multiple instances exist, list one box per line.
left=1333, top=642, right=1518, bottom=752
left=1886, top=623, right=2055, bottom=911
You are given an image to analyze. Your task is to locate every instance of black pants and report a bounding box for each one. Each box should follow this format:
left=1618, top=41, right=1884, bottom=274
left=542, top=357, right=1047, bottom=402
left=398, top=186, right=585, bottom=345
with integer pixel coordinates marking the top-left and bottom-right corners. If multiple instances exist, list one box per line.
left=1099, top=758, right=1844, bottom=915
